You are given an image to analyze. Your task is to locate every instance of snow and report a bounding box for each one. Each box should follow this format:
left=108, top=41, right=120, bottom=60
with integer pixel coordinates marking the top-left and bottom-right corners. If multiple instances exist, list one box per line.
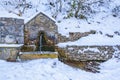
left=24, top=11, right=55, bottom=24
left=0, top=58, right=120, bottom=80
left=57, top=13, right=120, bottom=47
left=78, top=47, right=100, bottom=54
left=0, top=44, right=23, bottom=47
left=0, top=11, right=23, bottom=19
left=0, top=0, right=120, bottom=80
left=0, top=4, right=23, bottom=19
left=58, top=34, right=120, bottom=47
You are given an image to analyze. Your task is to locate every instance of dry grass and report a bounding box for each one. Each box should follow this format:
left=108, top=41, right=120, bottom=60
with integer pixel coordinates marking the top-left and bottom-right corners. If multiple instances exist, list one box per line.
left=63, top=60, right=101, bottom=73
left=64, top=60, right=87, bottom=69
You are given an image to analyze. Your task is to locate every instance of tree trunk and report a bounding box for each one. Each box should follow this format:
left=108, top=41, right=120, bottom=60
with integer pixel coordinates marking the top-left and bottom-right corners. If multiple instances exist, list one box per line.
left=75, top=0, right=82, bottom=18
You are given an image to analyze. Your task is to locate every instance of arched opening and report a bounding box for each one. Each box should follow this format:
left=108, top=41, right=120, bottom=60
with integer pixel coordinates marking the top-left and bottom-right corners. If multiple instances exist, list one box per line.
left=35, top=31, right=56, bottom=52
left=22, top=30, right=56, bottom=52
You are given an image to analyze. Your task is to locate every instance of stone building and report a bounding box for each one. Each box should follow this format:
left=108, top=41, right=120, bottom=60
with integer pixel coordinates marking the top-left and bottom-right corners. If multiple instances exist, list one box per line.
left=23, top=12, right=58, bottom=51
left=0, top=12, right=58, bottom=60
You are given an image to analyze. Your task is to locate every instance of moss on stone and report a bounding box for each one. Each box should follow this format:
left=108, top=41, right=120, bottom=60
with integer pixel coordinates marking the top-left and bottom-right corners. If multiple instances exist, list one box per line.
left=42, top=45, right=55, bottom=52
left=21, top=45, right=35, bottom=52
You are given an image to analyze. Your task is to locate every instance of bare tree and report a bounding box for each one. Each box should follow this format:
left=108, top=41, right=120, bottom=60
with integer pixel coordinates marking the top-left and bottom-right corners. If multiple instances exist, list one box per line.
left=0, top=0, right=32, bottom=16
left=47, top=0, right=63, bottom=18
left=75, top=0, right=83, bottom=18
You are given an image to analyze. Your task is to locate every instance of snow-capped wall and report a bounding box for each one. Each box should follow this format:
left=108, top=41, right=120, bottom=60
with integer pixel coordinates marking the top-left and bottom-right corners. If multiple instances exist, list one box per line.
left=0, top=17, right=24, bottom=44
left=58, top=45, right=120, bottom=61
left=57, top=30, right=96, bottom=43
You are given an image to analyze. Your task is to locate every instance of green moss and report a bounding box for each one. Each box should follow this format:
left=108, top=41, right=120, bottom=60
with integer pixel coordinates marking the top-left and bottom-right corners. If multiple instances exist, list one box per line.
left=79, top=14, right=86, bottom=19
left=21, top=45, right=35, bottom=52
left=35, top=31, right=47, bottom=51
left=36, top=31, right=55, bottom=51
left=42, top=45, right=55, bottom=52
left=67, top=12, right=74, bottom=18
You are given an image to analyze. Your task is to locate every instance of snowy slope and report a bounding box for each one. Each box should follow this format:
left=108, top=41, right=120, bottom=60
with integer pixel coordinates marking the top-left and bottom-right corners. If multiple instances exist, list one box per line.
left=56, top=0, right=120, bottom=46
left=0, top=0, right=120, bottom=46
left=0, top=58, right=120, bottom=80
left=1, top=0, right=119, bottom=46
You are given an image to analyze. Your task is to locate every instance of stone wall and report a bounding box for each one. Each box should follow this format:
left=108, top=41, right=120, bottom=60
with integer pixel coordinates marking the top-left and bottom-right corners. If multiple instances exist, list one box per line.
left=57, top=30, right=96, bottom=43
left=0, top=47, right=18, bottom=60
left=24, top=12, right=58, bottom=45
left=57, top=34, right=69, bottom=42
left=0, top=17, right=24, bottom=44
left=58, top=45, right=120, bottom=61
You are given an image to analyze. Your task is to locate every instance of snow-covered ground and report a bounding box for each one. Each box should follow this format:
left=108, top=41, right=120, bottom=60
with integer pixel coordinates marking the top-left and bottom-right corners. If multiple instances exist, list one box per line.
left=0, top=58, right=120, bottom=80
left=57, top=13, right=120, bottom=47
left=0, top=0, right=120, bottom=80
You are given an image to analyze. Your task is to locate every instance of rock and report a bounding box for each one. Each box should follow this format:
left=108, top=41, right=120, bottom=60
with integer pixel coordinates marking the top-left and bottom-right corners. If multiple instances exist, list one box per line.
left=5, top=35, right=16, bottom=44
left=105, top=34, right=114, bottom=38
left=0, top=22, right=4, bottom=26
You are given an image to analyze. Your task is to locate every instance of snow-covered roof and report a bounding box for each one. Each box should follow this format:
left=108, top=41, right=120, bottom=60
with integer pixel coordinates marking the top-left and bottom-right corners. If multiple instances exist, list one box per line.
left=0, top=44, right=23, bottom=47
left=24, top=11, right=55, bottom=24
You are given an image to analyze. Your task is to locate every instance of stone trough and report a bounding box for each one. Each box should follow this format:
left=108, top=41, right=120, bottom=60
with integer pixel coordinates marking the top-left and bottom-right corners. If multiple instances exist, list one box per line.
left=19, top=51, right=58, bottom=60
left=0, top=44, right=23, bottom=61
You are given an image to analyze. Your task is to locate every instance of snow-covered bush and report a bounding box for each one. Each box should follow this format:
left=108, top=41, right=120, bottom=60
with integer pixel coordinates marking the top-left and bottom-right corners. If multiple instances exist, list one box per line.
left=54, top=0, right=111, bottom=19
left=0, top=0, right=113, bottom=19
left=112, top=5, right=120, bottom=17
left=0, top=0, right=32, bottom=16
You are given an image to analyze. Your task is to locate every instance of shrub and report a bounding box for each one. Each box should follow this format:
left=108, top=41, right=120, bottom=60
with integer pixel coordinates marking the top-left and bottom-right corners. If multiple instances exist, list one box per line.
left=112, top=5, right=120, bottom=17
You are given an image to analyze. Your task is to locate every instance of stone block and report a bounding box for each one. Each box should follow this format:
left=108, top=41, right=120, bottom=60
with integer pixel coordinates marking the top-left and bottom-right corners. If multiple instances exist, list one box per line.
left=5, top=35, right=16, bottom=44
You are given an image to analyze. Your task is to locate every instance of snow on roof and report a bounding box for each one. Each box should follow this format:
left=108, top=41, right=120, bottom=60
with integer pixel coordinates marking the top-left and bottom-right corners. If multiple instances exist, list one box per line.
left=0, top=44, right=24, bottom=47
left=24, top=11, right=56, bottom=24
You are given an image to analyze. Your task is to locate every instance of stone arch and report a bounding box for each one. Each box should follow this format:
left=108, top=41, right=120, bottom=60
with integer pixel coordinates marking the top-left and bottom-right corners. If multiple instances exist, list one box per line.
left=35, top=31, right=56, bottom=51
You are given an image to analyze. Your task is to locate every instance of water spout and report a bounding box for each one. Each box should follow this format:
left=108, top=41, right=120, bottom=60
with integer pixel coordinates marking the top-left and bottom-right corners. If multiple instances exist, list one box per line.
left=39, top=34, right=42, bottom=53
